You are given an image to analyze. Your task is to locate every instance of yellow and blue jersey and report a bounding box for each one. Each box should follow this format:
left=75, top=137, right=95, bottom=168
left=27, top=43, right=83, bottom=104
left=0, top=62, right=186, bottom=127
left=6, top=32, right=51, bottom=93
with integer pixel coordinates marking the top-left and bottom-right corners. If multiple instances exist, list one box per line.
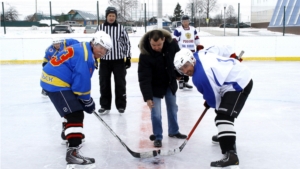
left=40, top=42, right=96, bottom=100
left=43, top=38, right=79, bottom=64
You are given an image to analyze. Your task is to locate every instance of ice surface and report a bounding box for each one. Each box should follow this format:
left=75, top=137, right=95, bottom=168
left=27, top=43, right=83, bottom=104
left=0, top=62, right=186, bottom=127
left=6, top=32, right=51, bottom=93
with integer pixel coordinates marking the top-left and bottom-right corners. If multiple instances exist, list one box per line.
left=1, top=61, right=300, bottom=169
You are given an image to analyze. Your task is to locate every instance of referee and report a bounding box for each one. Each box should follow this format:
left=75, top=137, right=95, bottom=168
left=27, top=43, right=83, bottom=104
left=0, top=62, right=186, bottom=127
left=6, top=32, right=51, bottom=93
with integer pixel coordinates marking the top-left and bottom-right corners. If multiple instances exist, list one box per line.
left=96, top=6, right=131, bottom=115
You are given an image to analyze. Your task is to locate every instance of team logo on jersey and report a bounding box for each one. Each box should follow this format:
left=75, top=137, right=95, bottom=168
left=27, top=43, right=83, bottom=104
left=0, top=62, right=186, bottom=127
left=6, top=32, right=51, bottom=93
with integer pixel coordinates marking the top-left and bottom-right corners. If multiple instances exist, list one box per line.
left=63, top=107, right=68, bottom=112
left=185, top=33, right=192, bottom=39
left=49, top=48, right=53, bottom=52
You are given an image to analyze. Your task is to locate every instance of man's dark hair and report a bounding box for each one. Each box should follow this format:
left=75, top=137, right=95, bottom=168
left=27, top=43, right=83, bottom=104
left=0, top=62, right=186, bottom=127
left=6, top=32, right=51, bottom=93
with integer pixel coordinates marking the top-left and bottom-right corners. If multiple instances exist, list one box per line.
left=148, top=30, right=164, bottom=42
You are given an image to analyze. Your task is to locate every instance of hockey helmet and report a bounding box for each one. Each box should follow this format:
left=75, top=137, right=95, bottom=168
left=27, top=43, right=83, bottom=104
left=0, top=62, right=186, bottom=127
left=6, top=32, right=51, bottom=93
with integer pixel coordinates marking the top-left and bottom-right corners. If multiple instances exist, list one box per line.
left=105, top=6, right=117, bottom=18
left=174, top=48, right=195, bottom=74
left=92, top=31, right=112, bottom=51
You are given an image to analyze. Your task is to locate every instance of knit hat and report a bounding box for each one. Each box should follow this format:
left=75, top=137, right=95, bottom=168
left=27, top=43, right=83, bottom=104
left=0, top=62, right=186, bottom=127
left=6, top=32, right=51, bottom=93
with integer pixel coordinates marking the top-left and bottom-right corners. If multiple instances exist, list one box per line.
left=105, top=6, right=117, bottom=18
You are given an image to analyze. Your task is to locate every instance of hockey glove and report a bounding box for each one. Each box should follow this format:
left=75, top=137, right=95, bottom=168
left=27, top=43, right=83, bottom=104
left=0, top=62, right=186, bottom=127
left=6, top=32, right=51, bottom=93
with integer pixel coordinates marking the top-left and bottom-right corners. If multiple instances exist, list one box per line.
left=230, top=53, right=243, bottom=62
left=203, top=101, right=210, bottom=109
left=125, top=57, right=131, bottom=69
left=196, top=45, right=204, bottom=51
left=79, top=97, right=95, bottom=114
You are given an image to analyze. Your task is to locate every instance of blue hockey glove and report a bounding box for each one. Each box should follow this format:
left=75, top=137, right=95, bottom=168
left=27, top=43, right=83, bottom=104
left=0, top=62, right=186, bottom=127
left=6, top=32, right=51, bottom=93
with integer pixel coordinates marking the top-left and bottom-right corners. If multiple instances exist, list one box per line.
left=79, top=97, right=95, bottom=114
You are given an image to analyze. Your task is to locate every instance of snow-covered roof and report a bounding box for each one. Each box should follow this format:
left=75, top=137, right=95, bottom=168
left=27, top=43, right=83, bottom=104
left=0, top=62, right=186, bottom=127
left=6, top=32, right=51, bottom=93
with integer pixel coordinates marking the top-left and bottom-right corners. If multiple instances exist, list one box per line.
left=39, top=19, right=59, bottom=26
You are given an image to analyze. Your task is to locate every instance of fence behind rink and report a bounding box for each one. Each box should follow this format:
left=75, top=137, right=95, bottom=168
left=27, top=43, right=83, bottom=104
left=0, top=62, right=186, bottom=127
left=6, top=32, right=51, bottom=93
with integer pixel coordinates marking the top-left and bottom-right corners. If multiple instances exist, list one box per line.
left=1, top=1, right=300, bottom=35
left=0, top=1, right=300, bottom=63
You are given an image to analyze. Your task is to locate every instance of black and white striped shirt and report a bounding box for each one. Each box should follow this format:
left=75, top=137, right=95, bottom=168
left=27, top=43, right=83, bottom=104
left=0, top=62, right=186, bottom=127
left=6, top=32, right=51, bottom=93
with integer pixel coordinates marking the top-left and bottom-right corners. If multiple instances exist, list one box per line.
left=97, top=22, right=131, bottom=60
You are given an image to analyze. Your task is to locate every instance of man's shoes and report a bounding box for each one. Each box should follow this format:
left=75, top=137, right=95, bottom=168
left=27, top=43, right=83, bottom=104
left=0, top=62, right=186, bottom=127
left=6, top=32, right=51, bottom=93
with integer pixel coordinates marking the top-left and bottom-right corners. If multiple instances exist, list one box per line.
left=179, top=82, right=193, bottom=89
left=168, top=132, right=187, bottom=139
left=98, top=108, right=110, bottom=115
left=154, top=140, right=162, bottom=147
left=212, top=134, right=219, bottom=144
left=118, top=108, right=125, bottom=113
left=184, top=83, right=193, bottom=89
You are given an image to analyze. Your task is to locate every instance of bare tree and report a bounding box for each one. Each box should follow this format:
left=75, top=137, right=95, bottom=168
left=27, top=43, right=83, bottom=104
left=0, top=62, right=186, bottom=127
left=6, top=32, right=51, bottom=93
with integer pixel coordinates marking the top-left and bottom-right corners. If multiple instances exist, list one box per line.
left=186, top=0, right=218, bottom=23
left=109, top=0, right=139, bottom=21
left=5, top=6, right=19, bottom=21
left=24, top=14, right=33, bottom=21
left=213, top=14, right=223, bottom=26
left=226, top=5, right=237, bottom=24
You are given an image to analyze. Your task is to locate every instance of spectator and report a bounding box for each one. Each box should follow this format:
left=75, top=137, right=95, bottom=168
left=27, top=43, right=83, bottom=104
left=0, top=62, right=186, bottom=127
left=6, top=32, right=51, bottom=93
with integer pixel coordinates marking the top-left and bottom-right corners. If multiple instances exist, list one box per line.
left=138, top=29, right=187, bottom=148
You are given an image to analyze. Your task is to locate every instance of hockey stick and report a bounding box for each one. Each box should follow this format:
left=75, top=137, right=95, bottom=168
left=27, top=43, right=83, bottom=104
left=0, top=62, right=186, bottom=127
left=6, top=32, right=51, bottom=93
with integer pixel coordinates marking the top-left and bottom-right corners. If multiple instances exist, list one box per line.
left=158, top=107, right=209, bottom=156
left=93, top=111, right=158, bottom=158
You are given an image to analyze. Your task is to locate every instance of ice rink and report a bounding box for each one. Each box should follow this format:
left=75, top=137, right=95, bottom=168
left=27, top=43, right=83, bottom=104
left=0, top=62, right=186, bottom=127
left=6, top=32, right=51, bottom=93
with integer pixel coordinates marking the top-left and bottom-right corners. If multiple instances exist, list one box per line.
left=1, top=61, right=300, bottom=169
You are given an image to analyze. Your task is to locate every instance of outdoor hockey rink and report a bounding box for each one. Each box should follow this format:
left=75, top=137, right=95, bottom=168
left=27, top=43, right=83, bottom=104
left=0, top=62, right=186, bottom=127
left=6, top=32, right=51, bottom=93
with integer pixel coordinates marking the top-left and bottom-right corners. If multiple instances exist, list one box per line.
left=1, top=61, right=300, bottom=169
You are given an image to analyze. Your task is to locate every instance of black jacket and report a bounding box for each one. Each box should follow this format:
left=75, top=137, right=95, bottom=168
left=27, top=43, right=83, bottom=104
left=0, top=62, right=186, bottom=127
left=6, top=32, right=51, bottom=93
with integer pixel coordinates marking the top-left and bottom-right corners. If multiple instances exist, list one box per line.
left=138, top=29, right=181, bottom=102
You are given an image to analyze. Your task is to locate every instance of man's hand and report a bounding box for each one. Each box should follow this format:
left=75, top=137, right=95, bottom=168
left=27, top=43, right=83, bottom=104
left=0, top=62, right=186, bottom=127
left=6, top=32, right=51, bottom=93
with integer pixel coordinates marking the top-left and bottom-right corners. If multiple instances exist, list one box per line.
left=146, top=100, right=154, bottom=110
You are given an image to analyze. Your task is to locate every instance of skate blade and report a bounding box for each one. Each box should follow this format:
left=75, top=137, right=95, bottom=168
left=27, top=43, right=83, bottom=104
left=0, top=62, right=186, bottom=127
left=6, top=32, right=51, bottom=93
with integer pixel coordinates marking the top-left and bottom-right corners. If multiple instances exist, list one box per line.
left=212, top=141, right=219, bottom=144
left=98, top=110, right=110, bottom=115
left=210, top=165, right=240, bottom=169
left=66, top=163, right=96, bottom=169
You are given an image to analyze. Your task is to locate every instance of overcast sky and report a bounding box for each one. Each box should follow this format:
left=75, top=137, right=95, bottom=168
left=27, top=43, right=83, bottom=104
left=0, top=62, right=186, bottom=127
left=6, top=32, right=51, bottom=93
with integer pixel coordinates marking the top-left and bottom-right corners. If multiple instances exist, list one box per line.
left=2, top=0, right=251, bottom=22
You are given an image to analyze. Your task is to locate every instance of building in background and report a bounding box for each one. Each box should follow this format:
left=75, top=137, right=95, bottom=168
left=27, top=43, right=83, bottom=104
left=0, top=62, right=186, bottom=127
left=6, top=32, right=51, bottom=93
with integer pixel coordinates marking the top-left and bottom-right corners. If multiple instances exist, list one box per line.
left=268, top=0, right=300, bottom=34
left=67, top=10, right=101, bottom=26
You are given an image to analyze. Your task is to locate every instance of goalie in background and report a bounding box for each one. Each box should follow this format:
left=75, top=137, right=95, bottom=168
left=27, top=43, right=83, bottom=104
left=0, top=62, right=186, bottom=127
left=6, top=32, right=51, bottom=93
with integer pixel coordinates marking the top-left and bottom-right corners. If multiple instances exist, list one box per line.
left=173, top=15, right=204, bottom=90
left=40, top=31, right=112, bottom=169
left=41, top=38, right=79, bottom=96
left=173, top=48, right=252, bottom=169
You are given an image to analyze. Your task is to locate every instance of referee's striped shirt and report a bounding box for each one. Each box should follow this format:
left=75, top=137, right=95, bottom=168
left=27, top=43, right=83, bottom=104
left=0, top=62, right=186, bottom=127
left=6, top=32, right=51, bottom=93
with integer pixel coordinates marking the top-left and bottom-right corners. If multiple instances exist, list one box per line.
left=96, top=22, right=131, bottom=60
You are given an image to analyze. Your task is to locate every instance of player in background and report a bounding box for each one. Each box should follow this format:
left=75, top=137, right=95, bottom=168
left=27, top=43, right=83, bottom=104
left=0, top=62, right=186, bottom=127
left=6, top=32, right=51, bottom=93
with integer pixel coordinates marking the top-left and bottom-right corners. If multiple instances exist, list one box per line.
left=174, top=48, right=252, bottom=169
left=173, top=15, right=204, bottom=90
left=41, top=38, right=79, bottom=96
left=40, top=31, right=112, bottom=169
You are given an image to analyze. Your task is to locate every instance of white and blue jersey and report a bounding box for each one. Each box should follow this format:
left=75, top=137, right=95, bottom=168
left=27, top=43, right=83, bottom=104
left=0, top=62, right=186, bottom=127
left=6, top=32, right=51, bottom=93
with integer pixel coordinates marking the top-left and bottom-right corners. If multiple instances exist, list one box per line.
left=192, top=51, right=252, bottom=109
left=40, top=42, right=96, bottom=100
left=173, top=26, right=200, bottom=51
left=43, top=39, right=79, bottom=64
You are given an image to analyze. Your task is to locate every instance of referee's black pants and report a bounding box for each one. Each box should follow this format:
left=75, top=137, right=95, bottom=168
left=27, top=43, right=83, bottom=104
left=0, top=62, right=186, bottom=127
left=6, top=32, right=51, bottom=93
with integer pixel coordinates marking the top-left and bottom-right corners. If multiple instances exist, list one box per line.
left=99, top=59, right=127, bottom=110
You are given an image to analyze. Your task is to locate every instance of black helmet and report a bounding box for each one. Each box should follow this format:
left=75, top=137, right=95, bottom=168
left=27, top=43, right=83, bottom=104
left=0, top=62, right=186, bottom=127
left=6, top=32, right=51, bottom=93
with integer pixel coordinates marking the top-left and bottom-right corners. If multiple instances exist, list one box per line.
left=105, top=6, right=117, bottom=18
left=181, top=15, right=189, bottom=21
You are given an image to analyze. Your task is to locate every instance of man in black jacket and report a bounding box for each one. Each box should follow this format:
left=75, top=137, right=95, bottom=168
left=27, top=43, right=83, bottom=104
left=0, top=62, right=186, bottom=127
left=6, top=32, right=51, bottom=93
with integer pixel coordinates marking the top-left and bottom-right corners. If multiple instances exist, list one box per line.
left=96, top=6, right=131, bottom=115
left=138, top=29, right=187, bottom=147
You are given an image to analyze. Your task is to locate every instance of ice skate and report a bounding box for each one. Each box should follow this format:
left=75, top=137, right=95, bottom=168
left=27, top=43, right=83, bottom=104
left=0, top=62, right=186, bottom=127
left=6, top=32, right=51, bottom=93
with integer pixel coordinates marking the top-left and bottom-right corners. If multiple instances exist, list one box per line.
left=212, top=134, right=219, bottom=144
left=66, top=145, right=96, bottom=169
left=179, top=80, right=184, bottom=89
left=98, top=108, right=110, bottom=115
left=210, top=150, right=239, bottom=169
left=41, top=89, right=48, bottom=96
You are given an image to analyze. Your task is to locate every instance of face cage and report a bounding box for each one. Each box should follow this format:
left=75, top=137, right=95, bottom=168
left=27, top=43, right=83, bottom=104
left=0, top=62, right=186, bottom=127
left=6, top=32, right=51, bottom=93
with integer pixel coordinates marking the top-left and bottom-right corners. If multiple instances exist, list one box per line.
left=177, top=61, right=194, bottom=75
left=94, top=43, right=111, bottom=55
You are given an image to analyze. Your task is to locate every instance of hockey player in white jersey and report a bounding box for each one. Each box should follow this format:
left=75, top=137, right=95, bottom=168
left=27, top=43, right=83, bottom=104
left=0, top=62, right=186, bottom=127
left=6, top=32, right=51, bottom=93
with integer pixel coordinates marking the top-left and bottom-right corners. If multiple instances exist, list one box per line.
left=203, top=45, right=243, bottom=62
left=173, top=15, right=203, bottom=90
left=174, top=48, right=253, bottom=169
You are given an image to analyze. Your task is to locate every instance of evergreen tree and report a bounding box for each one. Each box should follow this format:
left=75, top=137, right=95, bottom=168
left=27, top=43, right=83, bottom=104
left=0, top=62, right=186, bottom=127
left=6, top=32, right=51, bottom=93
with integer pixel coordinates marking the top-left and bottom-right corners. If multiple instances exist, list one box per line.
left=172, top=3, right=183, bottom=22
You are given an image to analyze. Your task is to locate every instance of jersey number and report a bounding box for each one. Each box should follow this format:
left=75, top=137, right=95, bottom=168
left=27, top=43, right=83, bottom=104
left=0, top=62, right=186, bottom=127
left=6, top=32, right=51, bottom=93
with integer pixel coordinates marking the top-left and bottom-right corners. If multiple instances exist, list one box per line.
left=50, top=47, right=74, bottom=66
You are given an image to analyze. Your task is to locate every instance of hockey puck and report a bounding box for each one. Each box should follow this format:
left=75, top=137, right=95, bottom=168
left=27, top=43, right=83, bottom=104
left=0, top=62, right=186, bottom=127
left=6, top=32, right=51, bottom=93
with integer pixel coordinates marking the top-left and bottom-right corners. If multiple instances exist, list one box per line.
left=149, top=134, right=156, bottom=141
